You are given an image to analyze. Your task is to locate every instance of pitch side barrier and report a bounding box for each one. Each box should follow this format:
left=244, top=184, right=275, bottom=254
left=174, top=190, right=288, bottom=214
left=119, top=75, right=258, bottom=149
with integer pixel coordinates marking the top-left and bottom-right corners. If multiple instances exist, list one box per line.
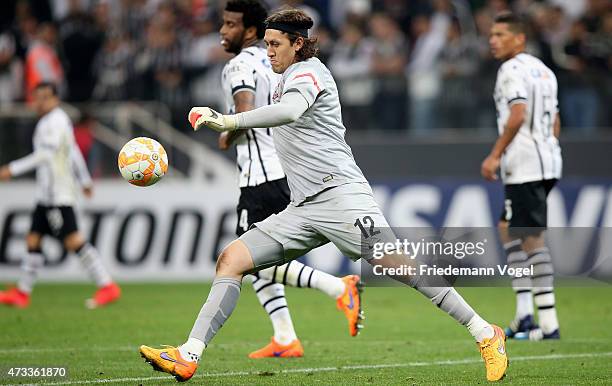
left=0, top=178, right=610, bottom=281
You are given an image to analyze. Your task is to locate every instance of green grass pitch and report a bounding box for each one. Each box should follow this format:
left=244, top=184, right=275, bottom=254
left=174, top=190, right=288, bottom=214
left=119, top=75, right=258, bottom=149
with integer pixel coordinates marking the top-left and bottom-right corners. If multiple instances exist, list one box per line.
left=1, top=283, right=611, bottom=385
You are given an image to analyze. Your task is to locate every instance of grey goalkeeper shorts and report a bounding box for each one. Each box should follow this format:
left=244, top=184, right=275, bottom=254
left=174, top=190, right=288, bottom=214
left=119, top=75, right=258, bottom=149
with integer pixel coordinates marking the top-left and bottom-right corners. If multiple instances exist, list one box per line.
left=239, top=182, right=396, bottom=269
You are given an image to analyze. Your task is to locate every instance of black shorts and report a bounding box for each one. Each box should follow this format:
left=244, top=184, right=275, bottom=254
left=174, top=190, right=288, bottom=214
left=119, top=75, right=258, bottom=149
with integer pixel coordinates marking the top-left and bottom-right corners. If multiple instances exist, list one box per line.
left=30, top=205, right=79, bottom=240
left=501, top=179, right=557, bottom=237
left=236, top=178, right=291, bottom=236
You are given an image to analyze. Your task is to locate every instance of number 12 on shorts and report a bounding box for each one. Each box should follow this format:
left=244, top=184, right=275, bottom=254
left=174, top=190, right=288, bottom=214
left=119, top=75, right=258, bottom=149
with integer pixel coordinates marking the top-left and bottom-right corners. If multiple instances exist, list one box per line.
left=354, top=216, right=380, bottom=239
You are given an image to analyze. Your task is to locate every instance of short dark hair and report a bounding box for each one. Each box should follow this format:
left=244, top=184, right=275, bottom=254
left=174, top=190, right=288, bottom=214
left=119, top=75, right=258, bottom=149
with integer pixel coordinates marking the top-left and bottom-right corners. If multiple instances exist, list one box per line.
left=265, top=9, right=318, bottom=61
left=225, top=0, right=268, bottom=39
left=34, top=81, right=58, bottom=96
left=494, top=12, right=527, bottom=35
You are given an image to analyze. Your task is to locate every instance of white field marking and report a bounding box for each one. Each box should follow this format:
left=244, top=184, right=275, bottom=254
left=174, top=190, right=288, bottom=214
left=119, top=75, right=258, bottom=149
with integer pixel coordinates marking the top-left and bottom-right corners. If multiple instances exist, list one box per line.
left=3, top=338, right=610, bottom=355
left=11, top=351, right=612, bottom=386
left=0, top=346, right=136, bottom=354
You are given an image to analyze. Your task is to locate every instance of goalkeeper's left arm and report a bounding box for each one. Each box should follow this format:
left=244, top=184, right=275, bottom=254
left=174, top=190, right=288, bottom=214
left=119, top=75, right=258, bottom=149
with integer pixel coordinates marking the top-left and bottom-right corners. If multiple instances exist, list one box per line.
left=189, top=92, right=309, bottom=132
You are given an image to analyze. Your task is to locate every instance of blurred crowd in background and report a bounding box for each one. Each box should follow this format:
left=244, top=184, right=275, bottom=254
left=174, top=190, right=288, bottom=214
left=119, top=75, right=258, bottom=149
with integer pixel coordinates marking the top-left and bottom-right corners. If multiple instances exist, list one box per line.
left=0, top=0, right=610, bottom=134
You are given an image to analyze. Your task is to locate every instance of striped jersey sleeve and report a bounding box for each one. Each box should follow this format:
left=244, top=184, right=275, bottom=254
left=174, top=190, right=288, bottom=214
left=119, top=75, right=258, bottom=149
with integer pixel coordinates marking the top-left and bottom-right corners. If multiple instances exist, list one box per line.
left=224, top=61, right=256, bottom=96
left=498, top=64, right=528, bottom=106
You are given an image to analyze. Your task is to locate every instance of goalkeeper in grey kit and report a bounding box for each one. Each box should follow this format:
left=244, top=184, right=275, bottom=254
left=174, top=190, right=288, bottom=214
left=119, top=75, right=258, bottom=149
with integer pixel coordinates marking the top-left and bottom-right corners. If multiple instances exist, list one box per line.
left=140, top=8, right=509, bottom=383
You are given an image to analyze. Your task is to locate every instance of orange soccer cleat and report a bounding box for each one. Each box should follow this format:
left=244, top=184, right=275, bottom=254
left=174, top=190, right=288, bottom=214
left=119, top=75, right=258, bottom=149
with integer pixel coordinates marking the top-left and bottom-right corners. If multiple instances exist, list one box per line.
left=248, top=337, right=304, bottom=359
left=0, top=287, right=30, bottom=308
left=86, top=282, right=121, bottom=309
left=140, top=345, right=198, bottom=382
left=336, top=275, right=364, bottom=336
left=478, top=324, right=509, bottom=382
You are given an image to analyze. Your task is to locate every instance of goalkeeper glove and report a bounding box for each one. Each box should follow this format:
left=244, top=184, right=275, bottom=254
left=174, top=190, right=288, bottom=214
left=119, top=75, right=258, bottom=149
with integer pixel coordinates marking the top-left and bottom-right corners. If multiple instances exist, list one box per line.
left=188, top=107, right=238, bottom=132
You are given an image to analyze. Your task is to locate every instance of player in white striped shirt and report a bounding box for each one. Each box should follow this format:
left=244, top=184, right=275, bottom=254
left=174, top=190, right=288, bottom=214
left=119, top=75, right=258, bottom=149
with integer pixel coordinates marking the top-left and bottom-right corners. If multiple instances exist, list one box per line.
left=481, top=12, right=562, bottom=341
left=0, top=82, right=120, bottom=309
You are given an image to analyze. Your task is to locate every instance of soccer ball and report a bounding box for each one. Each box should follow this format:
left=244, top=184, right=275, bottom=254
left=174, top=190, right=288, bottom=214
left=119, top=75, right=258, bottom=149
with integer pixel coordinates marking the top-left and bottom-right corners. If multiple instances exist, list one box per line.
left=117, top=137, right=168, bottom=186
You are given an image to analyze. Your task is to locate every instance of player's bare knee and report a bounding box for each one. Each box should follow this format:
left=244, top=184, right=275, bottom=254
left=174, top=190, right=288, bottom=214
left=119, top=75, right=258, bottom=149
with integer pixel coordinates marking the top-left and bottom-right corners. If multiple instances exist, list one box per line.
left=522, top=234, right=545, bottom=253
left=63, top=232, right=85, bottom=252
left=215, top=240, right=253, bottom=277
left=215, top=251, right=243, bottom=277
left=26, top=233, right=41, bottom=251
left=497, top=221, right=513, bottom=244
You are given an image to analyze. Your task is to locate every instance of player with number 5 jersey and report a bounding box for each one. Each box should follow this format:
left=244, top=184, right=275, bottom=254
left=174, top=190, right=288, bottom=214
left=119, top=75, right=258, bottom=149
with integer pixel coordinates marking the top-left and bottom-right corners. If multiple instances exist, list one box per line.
left=482, top=12, right=562, bottom=342
left=492, top=41, right=562, bottom=184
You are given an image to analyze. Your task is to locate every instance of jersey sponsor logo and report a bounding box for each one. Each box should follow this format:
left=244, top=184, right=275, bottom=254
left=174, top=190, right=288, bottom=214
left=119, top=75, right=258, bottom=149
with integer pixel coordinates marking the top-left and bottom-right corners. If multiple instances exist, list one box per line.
left=227, top=64, right=243, bottom=74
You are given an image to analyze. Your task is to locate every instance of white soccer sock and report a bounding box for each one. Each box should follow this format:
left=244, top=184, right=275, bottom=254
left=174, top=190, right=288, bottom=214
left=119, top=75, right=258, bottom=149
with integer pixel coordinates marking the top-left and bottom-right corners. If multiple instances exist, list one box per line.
left=258, top=261, right=345, bottom=299
left=76, top=243, right=112, bottom=287
left=537, top=308, right=559, bottom=334
left=504, top=240, right=534, bottom=320
left=178, top=337, right=205, bottom=363
left=528, top=247, right=559, bottom=334
left=534, top=290, right=559, bottom=334
left=516, top=291, right=534, bottom=320
left=270, top=307, right=298, bottom=345
left=17, top=251, right=44, bottom=294
left=467, top=314, right=495, bottom=343
left=249, top=274, right=297, bottom=345
left=308, top=265, right=346, bottom=298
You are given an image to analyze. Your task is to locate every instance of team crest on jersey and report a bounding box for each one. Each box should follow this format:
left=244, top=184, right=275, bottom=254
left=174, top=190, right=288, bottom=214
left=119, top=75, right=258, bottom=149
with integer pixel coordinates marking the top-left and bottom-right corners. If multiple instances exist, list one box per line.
left=273, top=80, right=284, bottom=103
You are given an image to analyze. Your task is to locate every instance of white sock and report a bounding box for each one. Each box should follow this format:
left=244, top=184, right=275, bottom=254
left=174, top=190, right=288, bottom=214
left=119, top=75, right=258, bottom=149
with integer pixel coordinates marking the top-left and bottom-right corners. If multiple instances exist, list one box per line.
left=467, top=315, right=494, bottom=342
left=515, top=291, right=534, bottom=320
left=270, top=307, right=298, bottom=345
left=534, top=291, right=559, bottom=334
left=17, top=251, right=44, bottom=294
left=259, top=261, right=345, bottom=299
left=528, top=247, right=559, bottom=334
left=249, top=274, right=297, bottom=345
left=178, top=337, right=205, bottom=363
left=309, top=267, right=346, bottom=298
left=538, top=308, right=559, bottom=334
left=505, top=240, right=533, bottom=320
left=76, top=243, right=112, bottom=287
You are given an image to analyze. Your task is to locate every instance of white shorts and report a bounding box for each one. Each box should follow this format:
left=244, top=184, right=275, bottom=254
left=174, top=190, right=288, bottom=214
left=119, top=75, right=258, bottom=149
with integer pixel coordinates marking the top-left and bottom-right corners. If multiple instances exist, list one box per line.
left=239, top=183, right=396, bottom=269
